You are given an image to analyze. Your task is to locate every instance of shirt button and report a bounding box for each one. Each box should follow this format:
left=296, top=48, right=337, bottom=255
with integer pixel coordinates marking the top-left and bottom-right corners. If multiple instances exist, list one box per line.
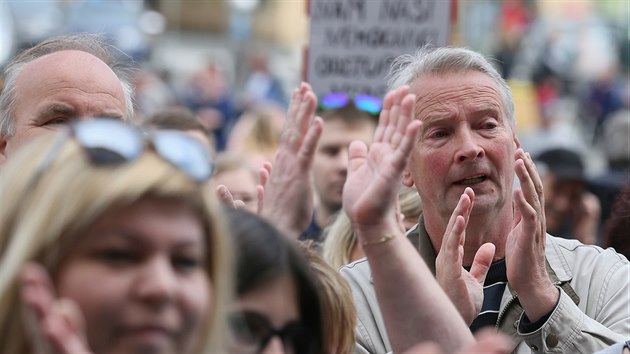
left=546, top=334, right=559, bottom=348
left=531, top=345, right=539, bottom=351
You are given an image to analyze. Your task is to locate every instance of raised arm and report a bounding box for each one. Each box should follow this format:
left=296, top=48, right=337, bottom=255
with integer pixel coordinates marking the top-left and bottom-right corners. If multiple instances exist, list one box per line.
left=258, top=83, right=323, bottom=239
left=342, top=86, right=475, bottom=353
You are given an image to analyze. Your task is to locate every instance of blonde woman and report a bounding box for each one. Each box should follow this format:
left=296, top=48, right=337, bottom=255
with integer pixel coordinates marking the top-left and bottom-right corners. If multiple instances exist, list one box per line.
left=0, top=119, right=232, bottom=354
left=298, top=241, right=356, bottom=354
left=323, top=185, right=422, bottom=269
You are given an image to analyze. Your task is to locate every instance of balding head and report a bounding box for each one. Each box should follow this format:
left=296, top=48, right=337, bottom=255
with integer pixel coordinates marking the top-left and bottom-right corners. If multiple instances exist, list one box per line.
left=0, top=34, right=134, bottom=163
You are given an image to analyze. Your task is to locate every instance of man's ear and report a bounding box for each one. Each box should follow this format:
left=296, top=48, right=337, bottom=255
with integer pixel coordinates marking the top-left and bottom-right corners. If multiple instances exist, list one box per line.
left=402, top=167, right=414, bottom=187
left=0, top=136, right=7, bottom=165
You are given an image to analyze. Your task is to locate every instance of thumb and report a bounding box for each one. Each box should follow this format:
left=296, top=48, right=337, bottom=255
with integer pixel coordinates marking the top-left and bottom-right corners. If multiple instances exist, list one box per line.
left=469, top=242, right=496, bottom=285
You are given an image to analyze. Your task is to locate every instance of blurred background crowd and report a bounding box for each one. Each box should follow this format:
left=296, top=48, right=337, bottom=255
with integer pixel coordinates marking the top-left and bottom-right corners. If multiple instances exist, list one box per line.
left=1, top=0, right=628, bottom=247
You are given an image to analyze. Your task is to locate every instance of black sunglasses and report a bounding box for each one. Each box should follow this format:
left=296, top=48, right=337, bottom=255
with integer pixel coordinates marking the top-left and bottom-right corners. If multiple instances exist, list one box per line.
left=32, top=118, right=214, bottom=184
left=228, top=310, right=314, bottom=354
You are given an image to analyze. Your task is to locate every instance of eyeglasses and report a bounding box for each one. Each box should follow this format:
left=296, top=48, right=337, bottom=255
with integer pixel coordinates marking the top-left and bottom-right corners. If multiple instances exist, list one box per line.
left=33, top=118, right=213, bottom=184
left=318, top=92, right=382, bottom=115
left=228, top=310, right=314, bottom=354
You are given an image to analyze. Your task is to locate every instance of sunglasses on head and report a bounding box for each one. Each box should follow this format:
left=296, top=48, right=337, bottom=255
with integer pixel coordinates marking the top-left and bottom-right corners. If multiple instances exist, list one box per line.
left=318, top=92, right=382, bottom=115
left=33, top=118, right=214, bottom=184
left=228, top=310, right=314, bottom=354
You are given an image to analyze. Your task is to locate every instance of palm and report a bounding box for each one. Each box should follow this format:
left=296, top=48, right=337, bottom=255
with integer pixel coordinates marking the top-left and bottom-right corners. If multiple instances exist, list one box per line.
left=344, top=142, right=400, bottom=224
left=341, top=87, right=421, bottom=230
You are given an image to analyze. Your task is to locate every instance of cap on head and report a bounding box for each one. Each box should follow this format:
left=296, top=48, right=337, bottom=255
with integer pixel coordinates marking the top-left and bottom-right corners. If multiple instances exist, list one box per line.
left=536, top=147, right=585, bottom=182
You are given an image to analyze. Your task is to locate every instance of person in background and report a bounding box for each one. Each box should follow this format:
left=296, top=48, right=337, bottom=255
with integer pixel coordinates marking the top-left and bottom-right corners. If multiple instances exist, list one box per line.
left=302, top=95, right=378, bottom=242
left=0, top=119, right=232, bottom=353
left=536, top=147, right=600, bottom=244
left=602, top=183, right=630, bottom=259
left=589, top=110, right=630, bottom=242
left=224, top=208, right=323, bottom=354
left=143, top=106, right=216, bottom=158
left=226, top=106, right=285, bottom=171
left=340, top=46, right=629, bottom=353
left=0, top=33, right=134, bottom=164
left=298, top=241, right=356, bottom=354
left=242, top=49, right=288, bottom=108
left=323, top=185, right=422, bottom=269
left=210, top=153, right=260, bottom=213
left=181, top=61, right=236, bottom=151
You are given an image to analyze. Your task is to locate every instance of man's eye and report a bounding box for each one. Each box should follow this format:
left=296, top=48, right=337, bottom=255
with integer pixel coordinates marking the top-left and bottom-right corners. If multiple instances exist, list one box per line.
left=430, top=130, right=448, bottom=139
left=320, top=147, right=339, bottom=156
left=44, top=117, right=70, bottom=126
left=482, top=122, right=497, bottom=130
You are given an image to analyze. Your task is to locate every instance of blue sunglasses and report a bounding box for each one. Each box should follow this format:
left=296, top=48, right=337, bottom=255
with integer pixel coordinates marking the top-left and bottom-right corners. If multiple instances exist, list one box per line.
left=33, top=119, right=214, bottom=183
left=318, top=92, right=382, bottom=115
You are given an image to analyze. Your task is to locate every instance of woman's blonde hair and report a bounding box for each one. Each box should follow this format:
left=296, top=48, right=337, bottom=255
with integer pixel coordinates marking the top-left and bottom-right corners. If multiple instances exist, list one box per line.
left=298, top=242, right=356, bottom=354
left=0, top=132, right=232, bottom=353
left=323, top=185, right=422, bottom=269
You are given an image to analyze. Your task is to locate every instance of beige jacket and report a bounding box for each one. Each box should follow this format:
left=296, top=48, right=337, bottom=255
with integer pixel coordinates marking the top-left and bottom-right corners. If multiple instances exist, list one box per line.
left=340, top=219, right=630, bottom=354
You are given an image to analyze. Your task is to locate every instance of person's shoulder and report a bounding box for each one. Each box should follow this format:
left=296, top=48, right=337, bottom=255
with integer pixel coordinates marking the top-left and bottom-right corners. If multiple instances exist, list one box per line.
left=545, top=233, right=628, bottom=283
left=339, top=258, right=374, bottom=291
left=546, top=234, right=626, bottom=261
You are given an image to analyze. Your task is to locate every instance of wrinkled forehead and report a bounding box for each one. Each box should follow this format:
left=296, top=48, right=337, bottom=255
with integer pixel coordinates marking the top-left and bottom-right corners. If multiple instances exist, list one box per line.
left=409, top=71, right=508, bottom=121
left=17, top=50, right=125, bottom=99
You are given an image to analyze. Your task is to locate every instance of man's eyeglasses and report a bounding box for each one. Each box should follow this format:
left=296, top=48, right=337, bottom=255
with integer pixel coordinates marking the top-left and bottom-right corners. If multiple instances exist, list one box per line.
left=34, top=119, right=214, bottom=184
left=318, top=92, right=382, bottom=115
left=228, top=310, right=314, bottom=354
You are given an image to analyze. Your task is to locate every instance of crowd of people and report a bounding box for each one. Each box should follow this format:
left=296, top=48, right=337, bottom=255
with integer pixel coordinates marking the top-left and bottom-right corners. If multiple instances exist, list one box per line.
left=0, top=33, right=628, bottom=354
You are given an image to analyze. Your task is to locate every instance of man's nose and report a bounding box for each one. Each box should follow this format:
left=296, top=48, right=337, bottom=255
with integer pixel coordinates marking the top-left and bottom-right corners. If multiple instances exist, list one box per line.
left=132, top=257, right=177, bottom=308
left=454, top=129, right=484, bottom=162
left=335, top=148, right=350, bottom=170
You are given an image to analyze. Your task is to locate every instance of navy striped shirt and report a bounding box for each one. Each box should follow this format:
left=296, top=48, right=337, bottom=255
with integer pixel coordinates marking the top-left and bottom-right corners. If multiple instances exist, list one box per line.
left=468, top=258, right=507, bottom=333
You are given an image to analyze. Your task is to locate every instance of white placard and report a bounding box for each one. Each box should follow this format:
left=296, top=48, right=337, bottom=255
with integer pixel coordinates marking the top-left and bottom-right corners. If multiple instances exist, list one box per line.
left=307, top=0, right=452, bottom=98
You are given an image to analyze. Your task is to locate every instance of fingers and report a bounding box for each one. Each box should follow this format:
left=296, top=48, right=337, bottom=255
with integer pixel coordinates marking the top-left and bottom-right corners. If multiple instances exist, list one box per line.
left=45, top=299, right=91, bottom=354
left=21, top=263, right=57, bottom=354
left=256, top=185, right=265, bottom=214
left=442, top=188, right=474, bottom=252
left=347, top=140, right=369, bottom=173
left=258, top=162, right=271, bottom=187
left=514, top=149, right=543, bottom=219
left=21, top=263, right=56, bottom=320
left=286, top=82, right=309, bottom=126
left=216, top=185, right=235, bottom=207
left=392, top=92, right=415, bottom=148
left=469, top=242, right=496, bottom=285
left=296, top=90, right=317, bottom=140
left=391, top=95, right=422, bottom=171
left=283, top=83, right=315, bottom=151
left=298, top=117, right=323, bottom=168
left=401, top=342, right=443, bottom=354
left=383, top=86, right=410, bottom=144
left=467, top=329, right=513, bottom=354
left=374, top=89, right=395, bottom=142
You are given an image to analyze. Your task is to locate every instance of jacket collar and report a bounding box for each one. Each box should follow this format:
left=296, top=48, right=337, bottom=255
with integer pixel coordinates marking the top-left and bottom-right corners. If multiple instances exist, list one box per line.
left=409, top=215, right=575, bottom=283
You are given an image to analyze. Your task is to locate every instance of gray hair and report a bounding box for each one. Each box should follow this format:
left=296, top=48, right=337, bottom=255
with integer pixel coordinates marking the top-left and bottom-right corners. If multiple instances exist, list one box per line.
left=0, top=33, right=135, bottom=138
left=387, top=46, right=515, bottom=129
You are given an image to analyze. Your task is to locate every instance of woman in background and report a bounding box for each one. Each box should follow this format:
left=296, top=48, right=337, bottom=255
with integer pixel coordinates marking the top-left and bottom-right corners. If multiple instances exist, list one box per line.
left=225, top=208, right=324, bottom=354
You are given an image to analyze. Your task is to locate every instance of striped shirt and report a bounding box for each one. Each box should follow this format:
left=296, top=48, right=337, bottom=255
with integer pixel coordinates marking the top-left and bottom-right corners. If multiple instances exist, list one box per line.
left=468, top=258, right=507, bottom=333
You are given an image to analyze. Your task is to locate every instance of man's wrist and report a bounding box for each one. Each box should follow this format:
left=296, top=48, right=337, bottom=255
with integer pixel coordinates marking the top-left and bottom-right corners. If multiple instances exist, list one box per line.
left=517, top=282, right=560, bottom=323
